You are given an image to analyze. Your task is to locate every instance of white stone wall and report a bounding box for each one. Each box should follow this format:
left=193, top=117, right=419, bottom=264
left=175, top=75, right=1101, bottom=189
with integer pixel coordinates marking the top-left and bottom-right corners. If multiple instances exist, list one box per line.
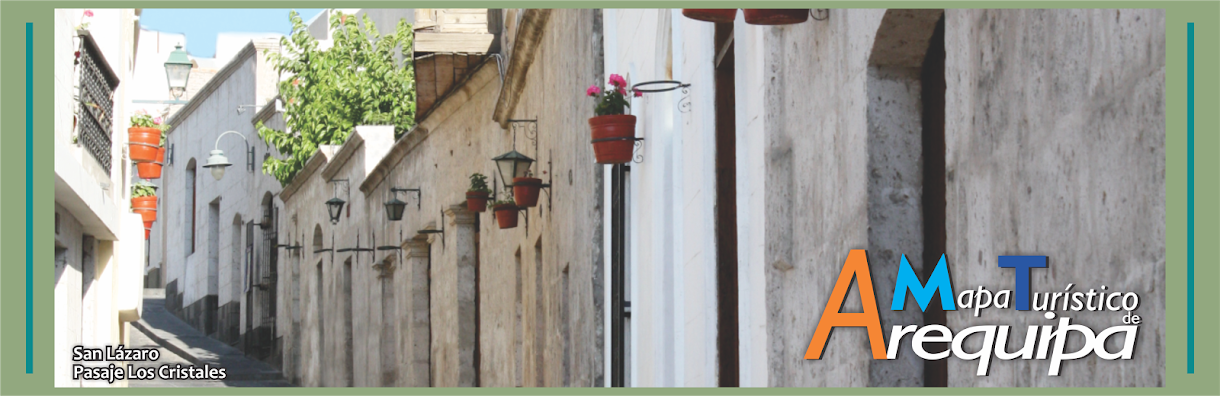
left=155, top=38, right=283, bottom=343
left=942, top=9, right=1165, bottom=387
left=54, top=8, right=145, bottom=388
left=740, top=7, right=1164, bottom=388
left=602, top=8, right=722, bottom=387
left=280, top=9, right=606, bottom=388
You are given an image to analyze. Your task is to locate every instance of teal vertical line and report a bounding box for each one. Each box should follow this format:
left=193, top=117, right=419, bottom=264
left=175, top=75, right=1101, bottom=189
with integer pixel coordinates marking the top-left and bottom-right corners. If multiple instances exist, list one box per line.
left=25, top=22, right=34, bottom=374
left=1186, top=22, right=1195, bottom=374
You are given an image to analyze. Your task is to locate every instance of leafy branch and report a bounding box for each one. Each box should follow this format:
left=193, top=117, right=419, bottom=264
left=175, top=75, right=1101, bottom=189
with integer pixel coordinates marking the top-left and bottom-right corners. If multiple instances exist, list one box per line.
left=256, top=10, right=417, bottom=186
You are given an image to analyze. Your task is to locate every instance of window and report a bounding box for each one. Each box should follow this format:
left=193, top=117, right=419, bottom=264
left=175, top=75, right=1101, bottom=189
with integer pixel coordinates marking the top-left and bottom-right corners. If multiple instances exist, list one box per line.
left=185, top=159, right=197, bottom=255
left=75, top=33, right=118, bottom=174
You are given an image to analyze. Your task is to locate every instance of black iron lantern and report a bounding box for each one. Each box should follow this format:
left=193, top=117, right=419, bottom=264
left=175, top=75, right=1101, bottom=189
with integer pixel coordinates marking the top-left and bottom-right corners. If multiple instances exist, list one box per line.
left=326, top=197, right=345, bottom=224
left=384, top=197, right=407, bottom=221
left=492, top=149, right=535, bottom=188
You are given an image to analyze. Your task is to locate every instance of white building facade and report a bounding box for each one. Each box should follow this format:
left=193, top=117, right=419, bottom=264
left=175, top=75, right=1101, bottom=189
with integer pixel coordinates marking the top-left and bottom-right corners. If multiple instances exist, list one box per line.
left=53, top=7, right=147, bottom=388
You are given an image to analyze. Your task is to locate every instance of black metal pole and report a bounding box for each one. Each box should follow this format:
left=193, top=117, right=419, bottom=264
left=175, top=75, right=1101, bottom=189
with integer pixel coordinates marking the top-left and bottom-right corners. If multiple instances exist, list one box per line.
left=610, top=163, right=627, bottom=387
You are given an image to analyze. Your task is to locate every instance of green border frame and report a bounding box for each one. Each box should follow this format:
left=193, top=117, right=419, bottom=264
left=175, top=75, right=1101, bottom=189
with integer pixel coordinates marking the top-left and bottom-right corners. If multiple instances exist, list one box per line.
left=2, top=1, right=1216, bottom=395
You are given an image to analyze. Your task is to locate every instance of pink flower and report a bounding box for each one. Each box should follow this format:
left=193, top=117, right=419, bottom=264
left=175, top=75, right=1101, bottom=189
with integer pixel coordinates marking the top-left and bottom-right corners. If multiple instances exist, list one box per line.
left=586, top=85, right=601, bottom=97
left=84, top=10, right=94, bottom=17
left=153, top=117, right=163, bottom=125
left=617, top=87, right=626, bottom=96
left=135, top=109, right=147, bottom=116
left=608, top=74, right=626, bottom=88
left=292, top=78, right=300, bottom=86
left=633, top=90, right=643, bottom=98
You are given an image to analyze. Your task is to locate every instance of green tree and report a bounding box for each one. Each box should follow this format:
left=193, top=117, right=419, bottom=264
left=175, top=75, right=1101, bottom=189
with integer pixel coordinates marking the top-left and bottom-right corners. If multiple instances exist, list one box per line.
left=257, top=10, right=417, bottom=186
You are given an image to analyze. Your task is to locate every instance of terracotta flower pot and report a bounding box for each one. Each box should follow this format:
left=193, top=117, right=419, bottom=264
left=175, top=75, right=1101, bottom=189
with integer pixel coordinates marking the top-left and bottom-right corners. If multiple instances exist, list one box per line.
left=589, top=114, right=637, bottom=164
left=743, top=9, right=809, bottom=25
left=682, top=9, right=737, bottom=23
left=513, top=177, right=542, bottom=208
left=128, top=127, right=161, bottom=163
left=143, top=220, right=154, bottom=240
left=493, top=204, right=519, bottom=229
left=136, top=147, right=165, bottom=179
left=131, top=196, right=157, bottom=223
left=466, top=191, right=490, bottom=213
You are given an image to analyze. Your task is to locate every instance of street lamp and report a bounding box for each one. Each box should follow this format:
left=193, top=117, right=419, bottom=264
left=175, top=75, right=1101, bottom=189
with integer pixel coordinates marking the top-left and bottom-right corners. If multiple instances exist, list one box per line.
left=164, top=44, right=193, bottom=100
left=492, top=149, right=535, bottom=189
left=385, top=187, right=421, bottom=221
left=200, top=130, right=254, bottom=181
left=326, top=179, right=350, bottom=224
left=326, top=197, right=346, bottom=224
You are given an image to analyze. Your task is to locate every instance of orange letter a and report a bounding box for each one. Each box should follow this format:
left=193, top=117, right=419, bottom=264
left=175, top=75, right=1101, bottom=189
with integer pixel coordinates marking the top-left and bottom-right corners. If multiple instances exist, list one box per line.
left=804, top=249, right=887, bottom=360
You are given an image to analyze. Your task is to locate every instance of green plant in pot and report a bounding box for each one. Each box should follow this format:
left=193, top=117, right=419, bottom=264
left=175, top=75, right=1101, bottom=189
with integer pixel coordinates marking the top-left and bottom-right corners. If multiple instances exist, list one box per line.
left=130, top=181, right=159, bottom=223
left=467, top=173, right=491, bottom=212
left=491, top=199, right=518, bottom=229
left=587, top=74, right=642, bottom=164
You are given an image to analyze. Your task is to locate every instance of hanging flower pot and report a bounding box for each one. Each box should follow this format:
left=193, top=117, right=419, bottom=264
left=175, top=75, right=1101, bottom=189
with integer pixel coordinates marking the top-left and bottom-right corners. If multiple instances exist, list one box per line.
left=143, top=220, right=153, bottom=240
left=131, top=182, right=158, bottom=223
left=136, top=146, right=165, bottom=179
left=590, top=115, right=638, bottom=164
left=128, top=110, right=168, bottom=163
left=466, top=173, right=492, bottom=213
left=493, top=201, right=519, bottom=229
left=743, top=9, right=809, bottom=25
left=128, top=127, right=161, bottom=163
left=131, top=196, right=157, bottom=223
left=513, top=177, right=542, bottom=208
left=587, top=73, right=642, bottom=164
left=682, top=9, right=737, bottom=23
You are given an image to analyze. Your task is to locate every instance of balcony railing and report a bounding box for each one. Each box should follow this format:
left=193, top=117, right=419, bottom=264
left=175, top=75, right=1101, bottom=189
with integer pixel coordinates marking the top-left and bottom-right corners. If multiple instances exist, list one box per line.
left=76, top=32, right=119, bottom=174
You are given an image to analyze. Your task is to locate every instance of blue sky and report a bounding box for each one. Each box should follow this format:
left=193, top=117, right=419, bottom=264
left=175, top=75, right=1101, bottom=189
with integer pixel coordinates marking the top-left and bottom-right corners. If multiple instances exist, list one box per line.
left=140, top=9, right=325, bottom=57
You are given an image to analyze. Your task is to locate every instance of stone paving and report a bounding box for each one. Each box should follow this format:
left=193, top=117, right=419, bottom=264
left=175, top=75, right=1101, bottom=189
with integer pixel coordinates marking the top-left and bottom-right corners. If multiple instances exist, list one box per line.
left=129, top=289, right=293, bottom=387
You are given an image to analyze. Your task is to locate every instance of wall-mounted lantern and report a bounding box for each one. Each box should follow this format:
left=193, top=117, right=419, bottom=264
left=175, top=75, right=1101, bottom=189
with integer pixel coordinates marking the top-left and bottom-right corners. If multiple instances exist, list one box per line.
left=200, top=130, right=255, bottom=181
left=326, top=179, right=349, bottom=224
left=492, top=150, right=534, bottom=189
left=385, top=187, right=421, bottom=221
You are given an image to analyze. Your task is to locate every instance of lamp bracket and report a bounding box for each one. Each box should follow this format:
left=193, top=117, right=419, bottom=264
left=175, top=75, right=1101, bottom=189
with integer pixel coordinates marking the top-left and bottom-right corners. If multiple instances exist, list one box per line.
left=213, top=130, right=256, bottom=172
left=418, top=209, right=446, bottom=248
left=391, top=187, right=422, bottom=210
left=507, top=118, right=538, bottom=156
left=810, top=9, right=830, bottom=21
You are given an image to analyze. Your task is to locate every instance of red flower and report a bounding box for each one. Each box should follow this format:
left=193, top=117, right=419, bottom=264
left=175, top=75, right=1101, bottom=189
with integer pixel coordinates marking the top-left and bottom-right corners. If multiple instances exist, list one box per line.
left=586, top=85, right=601, bottom=97
left=608, top=74, right=626, bottom=88
left=84, top=10, right=94, bottom=17
left=633, top=90, right=643, bottom=98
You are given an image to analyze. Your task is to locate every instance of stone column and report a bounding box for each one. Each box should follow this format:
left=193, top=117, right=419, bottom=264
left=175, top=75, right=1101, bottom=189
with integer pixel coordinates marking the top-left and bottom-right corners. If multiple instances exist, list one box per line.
left=401, top=236, right=431, bottom=387
left=374, top=258, right=398, bottom=387
left=445, top=204, right=478, bottom=387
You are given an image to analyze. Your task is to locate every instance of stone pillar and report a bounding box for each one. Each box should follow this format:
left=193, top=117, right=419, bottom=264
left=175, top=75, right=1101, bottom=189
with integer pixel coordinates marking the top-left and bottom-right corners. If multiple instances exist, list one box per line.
left=445, top=204, right=478, bottom=387
left=401, top=236, right=431, bottom=387
left=374, top=258, right=398, bottom=386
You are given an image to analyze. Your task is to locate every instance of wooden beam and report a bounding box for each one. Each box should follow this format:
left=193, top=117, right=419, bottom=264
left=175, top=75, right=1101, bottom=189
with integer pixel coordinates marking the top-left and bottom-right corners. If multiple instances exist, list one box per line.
left=414, top=32, right=496, bottom=53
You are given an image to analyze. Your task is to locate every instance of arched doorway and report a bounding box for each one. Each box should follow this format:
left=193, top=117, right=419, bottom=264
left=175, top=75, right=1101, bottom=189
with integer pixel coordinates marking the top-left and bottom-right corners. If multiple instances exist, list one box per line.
left=866, top=9, right=946, bottom=387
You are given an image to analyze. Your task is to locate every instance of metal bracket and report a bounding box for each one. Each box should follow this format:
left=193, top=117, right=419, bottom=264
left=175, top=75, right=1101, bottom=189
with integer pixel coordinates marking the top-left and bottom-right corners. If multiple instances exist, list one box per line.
left=631, top=80, right=692, bottom=115
left=418, top=209, right=446, bottom=248
left=336, top=231, right=374, bottom=253
left=810, top=9, right=830, bottom=21
left=507, top=118, right=538, bottom=156
left=391, top=187, right=422, bottom=210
